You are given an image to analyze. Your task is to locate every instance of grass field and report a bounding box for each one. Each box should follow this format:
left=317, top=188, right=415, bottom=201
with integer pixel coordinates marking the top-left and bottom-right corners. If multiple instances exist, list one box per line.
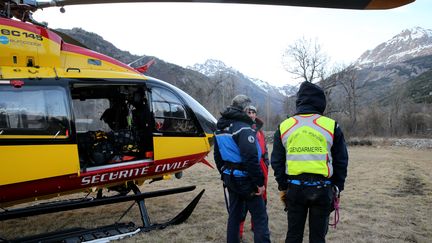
left=1, top=146, right=431, bottom=242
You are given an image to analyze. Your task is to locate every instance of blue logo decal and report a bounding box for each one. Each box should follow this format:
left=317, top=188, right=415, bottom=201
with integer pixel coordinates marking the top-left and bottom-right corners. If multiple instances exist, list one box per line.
left=0, top=36, right=9, bottom=44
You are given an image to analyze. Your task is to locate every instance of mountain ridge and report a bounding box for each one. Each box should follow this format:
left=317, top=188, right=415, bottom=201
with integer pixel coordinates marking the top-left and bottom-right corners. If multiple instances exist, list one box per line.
left=188, top=59, right=297, bottom=97
left=356, top=26, right=432, bottom=68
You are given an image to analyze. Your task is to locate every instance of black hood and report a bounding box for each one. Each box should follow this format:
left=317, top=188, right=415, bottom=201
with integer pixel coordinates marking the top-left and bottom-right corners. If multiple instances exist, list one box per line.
left=217, top=106, right=254, bottom=129
left=295, top=81, right=326, bottom=115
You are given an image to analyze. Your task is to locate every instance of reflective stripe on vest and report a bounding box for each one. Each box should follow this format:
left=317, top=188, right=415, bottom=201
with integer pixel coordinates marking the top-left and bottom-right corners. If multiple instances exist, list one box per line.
left=280, top=114, right=335, bottom=177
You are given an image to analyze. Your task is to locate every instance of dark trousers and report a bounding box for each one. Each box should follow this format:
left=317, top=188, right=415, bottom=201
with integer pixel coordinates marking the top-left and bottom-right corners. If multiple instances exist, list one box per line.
left=224, top=175, right=270, bottom=243
left=239, top=196, right=267, bottom=237
left=285, top=184, right=333, bottom=243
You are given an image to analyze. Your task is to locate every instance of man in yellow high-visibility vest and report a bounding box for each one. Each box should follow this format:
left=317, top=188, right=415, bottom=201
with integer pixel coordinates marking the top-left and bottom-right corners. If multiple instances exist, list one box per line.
left=271, top=81, right=348, bottom=243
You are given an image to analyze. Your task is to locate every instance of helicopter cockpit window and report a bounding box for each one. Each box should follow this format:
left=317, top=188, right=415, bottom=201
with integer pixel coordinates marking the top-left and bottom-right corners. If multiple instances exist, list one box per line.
left=0, top=85, right=70, bottom=138
left=151, top=87, right=197, bottom=133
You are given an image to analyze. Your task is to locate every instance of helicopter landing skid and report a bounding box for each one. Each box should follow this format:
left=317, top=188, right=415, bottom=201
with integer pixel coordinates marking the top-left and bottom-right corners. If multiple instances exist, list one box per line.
left=129, top=184, right=205, bottom=231
left=9, top=222, right=141, bottom=243
left=2, top=186, right=205, bottom=242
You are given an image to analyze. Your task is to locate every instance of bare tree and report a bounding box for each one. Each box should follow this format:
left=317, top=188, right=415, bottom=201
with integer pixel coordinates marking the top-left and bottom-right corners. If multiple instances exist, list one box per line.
left=265, top=93, right=271, bottom=130
left=387, top=84, right=407, bottom=136
left=282, top=37, right=329, bottom=83
left=336, top=65, right=359, bottom=128
left=319, top=64, right=343, bottom=115
left=283, top=95, right=296, bottom=118
left=362, top=103, right=386, bottom=136
left=205, top=72, right=236, bottom=114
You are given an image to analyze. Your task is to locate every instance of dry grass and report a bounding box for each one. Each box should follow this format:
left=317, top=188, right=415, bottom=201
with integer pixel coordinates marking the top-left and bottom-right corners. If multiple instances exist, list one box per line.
left=1, top=146, right=431, bottom=243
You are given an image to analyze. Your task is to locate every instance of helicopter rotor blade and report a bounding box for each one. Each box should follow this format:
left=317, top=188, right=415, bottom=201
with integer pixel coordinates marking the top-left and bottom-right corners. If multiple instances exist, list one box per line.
left=34, top=0, right=414, bottom=10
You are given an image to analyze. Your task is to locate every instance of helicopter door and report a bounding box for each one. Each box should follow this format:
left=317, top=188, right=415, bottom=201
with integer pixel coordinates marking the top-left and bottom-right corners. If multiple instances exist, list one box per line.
left=0, top=82, right=78, bottom=186
left=71, top=84, right=153, bottom=169
left=150, top=86, right=210, bottom=161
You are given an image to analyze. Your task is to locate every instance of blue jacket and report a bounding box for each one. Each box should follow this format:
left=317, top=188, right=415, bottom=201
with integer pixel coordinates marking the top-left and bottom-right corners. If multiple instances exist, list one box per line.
left=214, top=106, right=265, bottom=187
left=271, top=81, right=349, bottom=191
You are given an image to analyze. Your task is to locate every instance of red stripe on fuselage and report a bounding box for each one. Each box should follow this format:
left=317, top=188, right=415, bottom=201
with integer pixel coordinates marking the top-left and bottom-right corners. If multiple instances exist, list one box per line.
left=0, top=18, right=61, bottom=45
left=61, top=43, right=139, bottom=73
left=0, top=152, right=208, bottom=206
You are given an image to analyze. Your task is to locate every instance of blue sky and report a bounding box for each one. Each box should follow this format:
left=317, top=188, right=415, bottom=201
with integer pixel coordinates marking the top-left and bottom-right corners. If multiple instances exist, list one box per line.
left=34, top=0, right=432, bottom=86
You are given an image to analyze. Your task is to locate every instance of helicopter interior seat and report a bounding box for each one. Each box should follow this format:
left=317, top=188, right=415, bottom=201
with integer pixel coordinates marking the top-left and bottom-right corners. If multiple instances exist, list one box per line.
left=75, top=107, right=118, bottom=167
left=77, top=129, right=136, bottom=167
left=83, top=105, right=140, bottom=164
left=76, top=131, right=110, bottom=167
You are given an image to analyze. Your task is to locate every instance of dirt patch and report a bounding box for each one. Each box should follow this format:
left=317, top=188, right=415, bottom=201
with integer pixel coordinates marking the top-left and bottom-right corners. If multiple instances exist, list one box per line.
left=392, top=168, right=427, bottom=197
left=395, top=175, right=426, bottom=196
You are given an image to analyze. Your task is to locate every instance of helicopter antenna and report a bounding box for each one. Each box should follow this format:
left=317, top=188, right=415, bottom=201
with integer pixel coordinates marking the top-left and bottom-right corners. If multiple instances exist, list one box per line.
left=128, top=56, right=148, bottom=67
left=128, top=56, right=156, bottom=73
left=134, top=59, right=156, bottom=74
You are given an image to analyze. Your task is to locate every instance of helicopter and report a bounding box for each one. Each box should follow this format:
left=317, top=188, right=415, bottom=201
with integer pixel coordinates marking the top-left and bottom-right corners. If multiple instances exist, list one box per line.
left=0, top=0, right=415, bottom=242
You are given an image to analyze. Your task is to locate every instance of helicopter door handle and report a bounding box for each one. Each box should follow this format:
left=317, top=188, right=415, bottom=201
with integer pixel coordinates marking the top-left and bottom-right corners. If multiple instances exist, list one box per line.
left=66, top=68, right=81, bottom=73
left=53, top=131, right=60, bottom=138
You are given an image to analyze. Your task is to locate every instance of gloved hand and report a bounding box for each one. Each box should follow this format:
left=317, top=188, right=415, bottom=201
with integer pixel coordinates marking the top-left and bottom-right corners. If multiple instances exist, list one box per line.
left=279, top=190, right=287, bottom=210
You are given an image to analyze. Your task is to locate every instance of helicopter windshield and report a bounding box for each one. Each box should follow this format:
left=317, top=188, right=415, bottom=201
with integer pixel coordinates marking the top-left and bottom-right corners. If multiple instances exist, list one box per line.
left=152, top=81, right=217, bottom=135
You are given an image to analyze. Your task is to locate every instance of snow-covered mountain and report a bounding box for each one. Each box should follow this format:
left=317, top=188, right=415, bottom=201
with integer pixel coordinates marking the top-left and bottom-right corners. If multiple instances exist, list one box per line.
left=189, top=59, right=238, bottom=77
left=189, top=59, right=297, bottom=97
left=356, top=27, right=432, bottom=68
left=340, top=26, right=432, bottom=106
left=189, top=59, right=298, bottom=125
left=249, top=78, right=298, bottom=97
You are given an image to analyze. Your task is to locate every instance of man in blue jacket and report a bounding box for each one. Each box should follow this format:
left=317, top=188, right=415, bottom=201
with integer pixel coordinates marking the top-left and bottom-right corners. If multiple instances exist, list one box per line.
left=214, top=95, right=270, bottom=243
left=271, top=81, right=348, bottom=243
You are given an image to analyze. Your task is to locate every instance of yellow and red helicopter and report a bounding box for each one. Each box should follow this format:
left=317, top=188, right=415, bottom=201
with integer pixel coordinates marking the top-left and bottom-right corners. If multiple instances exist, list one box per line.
left=0, top=0, right=415, bottom=241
